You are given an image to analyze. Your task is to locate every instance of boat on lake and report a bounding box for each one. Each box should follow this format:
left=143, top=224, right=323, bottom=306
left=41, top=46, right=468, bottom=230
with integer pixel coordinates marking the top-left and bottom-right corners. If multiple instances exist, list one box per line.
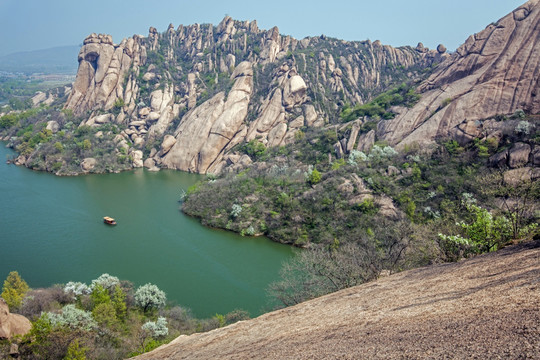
left=103, top=216, right=117, bottom=225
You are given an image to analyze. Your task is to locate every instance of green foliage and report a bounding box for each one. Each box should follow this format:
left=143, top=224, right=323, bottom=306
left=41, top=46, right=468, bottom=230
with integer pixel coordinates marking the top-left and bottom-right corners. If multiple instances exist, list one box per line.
left=443, top=140, right=463, bottom=155
left=1, top=271, right=29, bottom=309
left=0, top=113, right=18, bottom=129
left=90, top=284, right=111, bottom=307
left=214, top=313, right=226, bottom=328
left=64, top=339, right=88, bottom=360
left=241, top=139, right=267, bottom=160
left=54, top=141, right=64, bottom=152
left=340, top=83, right=421, bottom=122
left=458, top=202, right=511, bottom=253
left=113, top=97, right=125, bottom=109
left=307, top=167, right=321, bottom=185
left=92, top=302, right=118, bottom=328
left=355, top=198, right=378, bottom=215
left=331, top=158, right=346, bottom=170
left=15, top=273, right=249, bottom=359
left=112, top=285, right=127, bottom=320
left=439, top=194, right=512, bottom=256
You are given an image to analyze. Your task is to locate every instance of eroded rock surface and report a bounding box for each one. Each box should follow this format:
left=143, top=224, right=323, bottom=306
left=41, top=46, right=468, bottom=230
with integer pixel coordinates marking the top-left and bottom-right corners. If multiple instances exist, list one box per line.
left=62, top=14, right=447, bottom=174
left=379, top=0, right=540, bottom=148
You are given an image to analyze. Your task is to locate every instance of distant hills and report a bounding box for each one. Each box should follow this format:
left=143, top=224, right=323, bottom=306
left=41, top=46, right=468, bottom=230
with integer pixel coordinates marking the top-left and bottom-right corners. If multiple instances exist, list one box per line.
left=0, top=46, right=79, bottom=75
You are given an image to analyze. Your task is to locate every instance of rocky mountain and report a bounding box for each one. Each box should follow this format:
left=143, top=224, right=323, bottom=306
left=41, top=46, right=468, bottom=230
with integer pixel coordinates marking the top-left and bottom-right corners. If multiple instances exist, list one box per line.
left=378, top=0, right=540, bottom=148
left=63, top=17, right=446, bottom=173
left=132, top=241, right=540, bottom=359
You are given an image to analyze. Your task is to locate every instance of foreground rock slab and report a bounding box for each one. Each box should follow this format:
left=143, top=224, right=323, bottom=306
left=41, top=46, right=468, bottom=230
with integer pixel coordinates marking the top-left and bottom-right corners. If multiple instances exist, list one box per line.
left=0, top=299, right=31, bottom=340
left=133, top=241, right=540, bottom=359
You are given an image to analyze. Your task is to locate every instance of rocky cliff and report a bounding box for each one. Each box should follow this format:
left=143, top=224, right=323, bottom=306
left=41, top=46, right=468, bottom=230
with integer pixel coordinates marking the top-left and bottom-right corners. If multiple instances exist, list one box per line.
left=378, top=0, right=540, bottom=148
left=132, top=241, right=540, bottom=359
left=64, top=17, right=446, bottom=173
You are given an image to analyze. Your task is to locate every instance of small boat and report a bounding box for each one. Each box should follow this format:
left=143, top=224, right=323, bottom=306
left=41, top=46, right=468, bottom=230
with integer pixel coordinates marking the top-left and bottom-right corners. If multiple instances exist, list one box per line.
left=103, top=216, right=117, bottom=225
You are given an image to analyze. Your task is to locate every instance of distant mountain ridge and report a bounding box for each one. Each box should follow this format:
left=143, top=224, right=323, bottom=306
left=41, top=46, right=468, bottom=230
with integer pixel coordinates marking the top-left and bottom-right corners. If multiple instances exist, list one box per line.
left=0, top=46, right=79, bottom=74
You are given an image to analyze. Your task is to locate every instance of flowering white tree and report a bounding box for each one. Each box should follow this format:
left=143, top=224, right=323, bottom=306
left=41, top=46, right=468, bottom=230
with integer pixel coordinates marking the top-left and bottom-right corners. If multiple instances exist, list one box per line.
left=46, top=304, right=97, bottom=331
left=135, top=283, right=166, bottom=312
left=142, top=316, right=169, bottom=337
left=90, top=273, right=120, bottom=292
left=64, top=282, right=91, bottom=296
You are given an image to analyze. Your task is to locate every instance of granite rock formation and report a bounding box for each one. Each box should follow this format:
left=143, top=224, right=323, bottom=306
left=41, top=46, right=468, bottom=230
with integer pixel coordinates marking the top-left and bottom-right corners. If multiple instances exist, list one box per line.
left=378, top=0, right=540, bottom=148
left=63, top=17, right=446, bottom=173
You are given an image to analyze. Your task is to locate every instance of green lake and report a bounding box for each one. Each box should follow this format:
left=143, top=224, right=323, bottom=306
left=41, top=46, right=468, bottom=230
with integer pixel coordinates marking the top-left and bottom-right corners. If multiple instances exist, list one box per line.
left=0, top=144, right=294, bottom=317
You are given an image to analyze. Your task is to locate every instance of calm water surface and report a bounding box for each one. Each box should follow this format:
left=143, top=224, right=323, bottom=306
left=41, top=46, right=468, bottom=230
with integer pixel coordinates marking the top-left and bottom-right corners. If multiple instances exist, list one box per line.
left=0, top=144, right=294, bottom=317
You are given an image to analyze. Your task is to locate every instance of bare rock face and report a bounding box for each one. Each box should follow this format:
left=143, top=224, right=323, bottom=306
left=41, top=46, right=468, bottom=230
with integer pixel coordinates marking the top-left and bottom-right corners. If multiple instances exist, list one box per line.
left=65, top=33, right=147, bottom=116
left=0, top=299, right=32, bottom=340
left=357, top=130, right=375, bottom=153
left=46, top=120, right=60, bottom=133
left=161, top=62, right=254, bottom=173
left=379, top=0, right=540, bottom=148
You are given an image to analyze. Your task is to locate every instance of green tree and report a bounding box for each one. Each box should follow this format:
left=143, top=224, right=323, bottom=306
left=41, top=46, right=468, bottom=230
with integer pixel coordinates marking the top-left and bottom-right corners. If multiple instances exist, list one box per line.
left=92, top=302, right=118, bottom=328
left=90, top=284, right=111, bottom=307
left=308, top=168, right=321, bottom=186
left=64, top=339, right=87, bottom=360
left=111, top=285, right=127, bottom=321
left=1, top=271, right=30, bottom=309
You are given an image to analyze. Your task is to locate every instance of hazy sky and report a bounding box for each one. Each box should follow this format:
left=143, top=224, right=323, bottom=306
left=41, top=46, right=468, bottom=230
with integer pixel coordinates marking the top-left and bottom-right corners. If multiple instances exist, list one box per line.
left=0, top=0, right=526, bottom=56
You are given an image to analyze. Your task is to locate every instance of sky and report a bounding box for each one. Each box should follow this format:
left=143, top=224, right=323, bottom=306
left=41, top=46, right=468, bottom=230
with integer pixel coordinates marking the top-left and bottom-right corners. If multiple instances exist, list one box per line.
left=0, top=0, right=526, bottom=56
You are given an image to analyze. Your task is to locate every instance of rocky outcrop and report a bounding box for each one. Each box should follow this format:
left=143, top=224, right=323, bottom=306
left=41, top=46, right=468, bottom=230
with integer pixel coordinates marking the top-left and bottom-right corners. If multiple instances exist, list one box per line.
left=0, top=299, right=31, bottom=340
left=379, top=0, right=540, bottom=148
left=63, top=15, right=448, bottom=174
left=132, top=241, right=540, bottom=360
left=80, top=157, right=97, bottom=172
left=65, top=33, right=147, bottom=116
left=161, top=62, right=253, bottom=173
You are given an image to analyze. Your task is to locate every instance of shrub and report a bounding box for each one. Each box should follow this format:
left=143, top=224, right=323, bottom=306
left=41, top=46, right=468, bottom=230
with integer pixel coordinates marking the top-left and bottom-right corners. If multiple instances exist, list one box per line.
left=514, top=121, right=532, bottom=135
left=91, top=273, right=120, bottom=292
left=134, top=283, right=166, bottom=312
left=64, top=282, right=91, bottom=297
left=142, top=317, right=169, bottom=338
left=1, top=271, right=29, bottom=310
left=46, top=304, right=97, bottom=331
left=307, top=167, right=321, bottom=185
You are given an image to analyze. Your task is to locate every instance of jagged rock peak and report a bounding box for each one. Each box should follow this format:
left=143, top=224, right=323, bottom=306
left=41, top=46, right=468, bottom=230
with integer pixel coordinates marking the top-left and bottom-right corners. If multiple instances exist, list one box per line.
left=379, top=0, right=540, bottom=148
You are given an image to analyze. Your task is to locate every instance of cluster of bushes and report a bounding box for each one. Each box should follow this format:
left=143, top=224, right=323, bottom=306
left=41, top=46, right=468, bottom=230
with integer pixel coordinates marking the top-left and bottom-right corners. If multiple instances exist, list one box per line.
left=0, top=272, right=249, bottom=359
left=184, top=118, right=539, bottom=306
left=0, top=106, right=135, bottom=175
left=340, top=82, right=421, bottom=122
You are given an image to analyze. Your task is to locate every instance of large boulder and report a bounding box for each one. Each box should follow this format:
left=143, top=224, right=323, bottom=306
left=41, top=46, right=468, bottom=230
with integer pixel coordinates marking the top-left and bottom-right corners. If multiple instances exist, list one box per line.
left=81, top=158, right=97, bottom=172
left=0, top=299, right=31, bottom=340
left=46, top=121, right=60, bottom=133
left=508, top=142, right=532, bottom=168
